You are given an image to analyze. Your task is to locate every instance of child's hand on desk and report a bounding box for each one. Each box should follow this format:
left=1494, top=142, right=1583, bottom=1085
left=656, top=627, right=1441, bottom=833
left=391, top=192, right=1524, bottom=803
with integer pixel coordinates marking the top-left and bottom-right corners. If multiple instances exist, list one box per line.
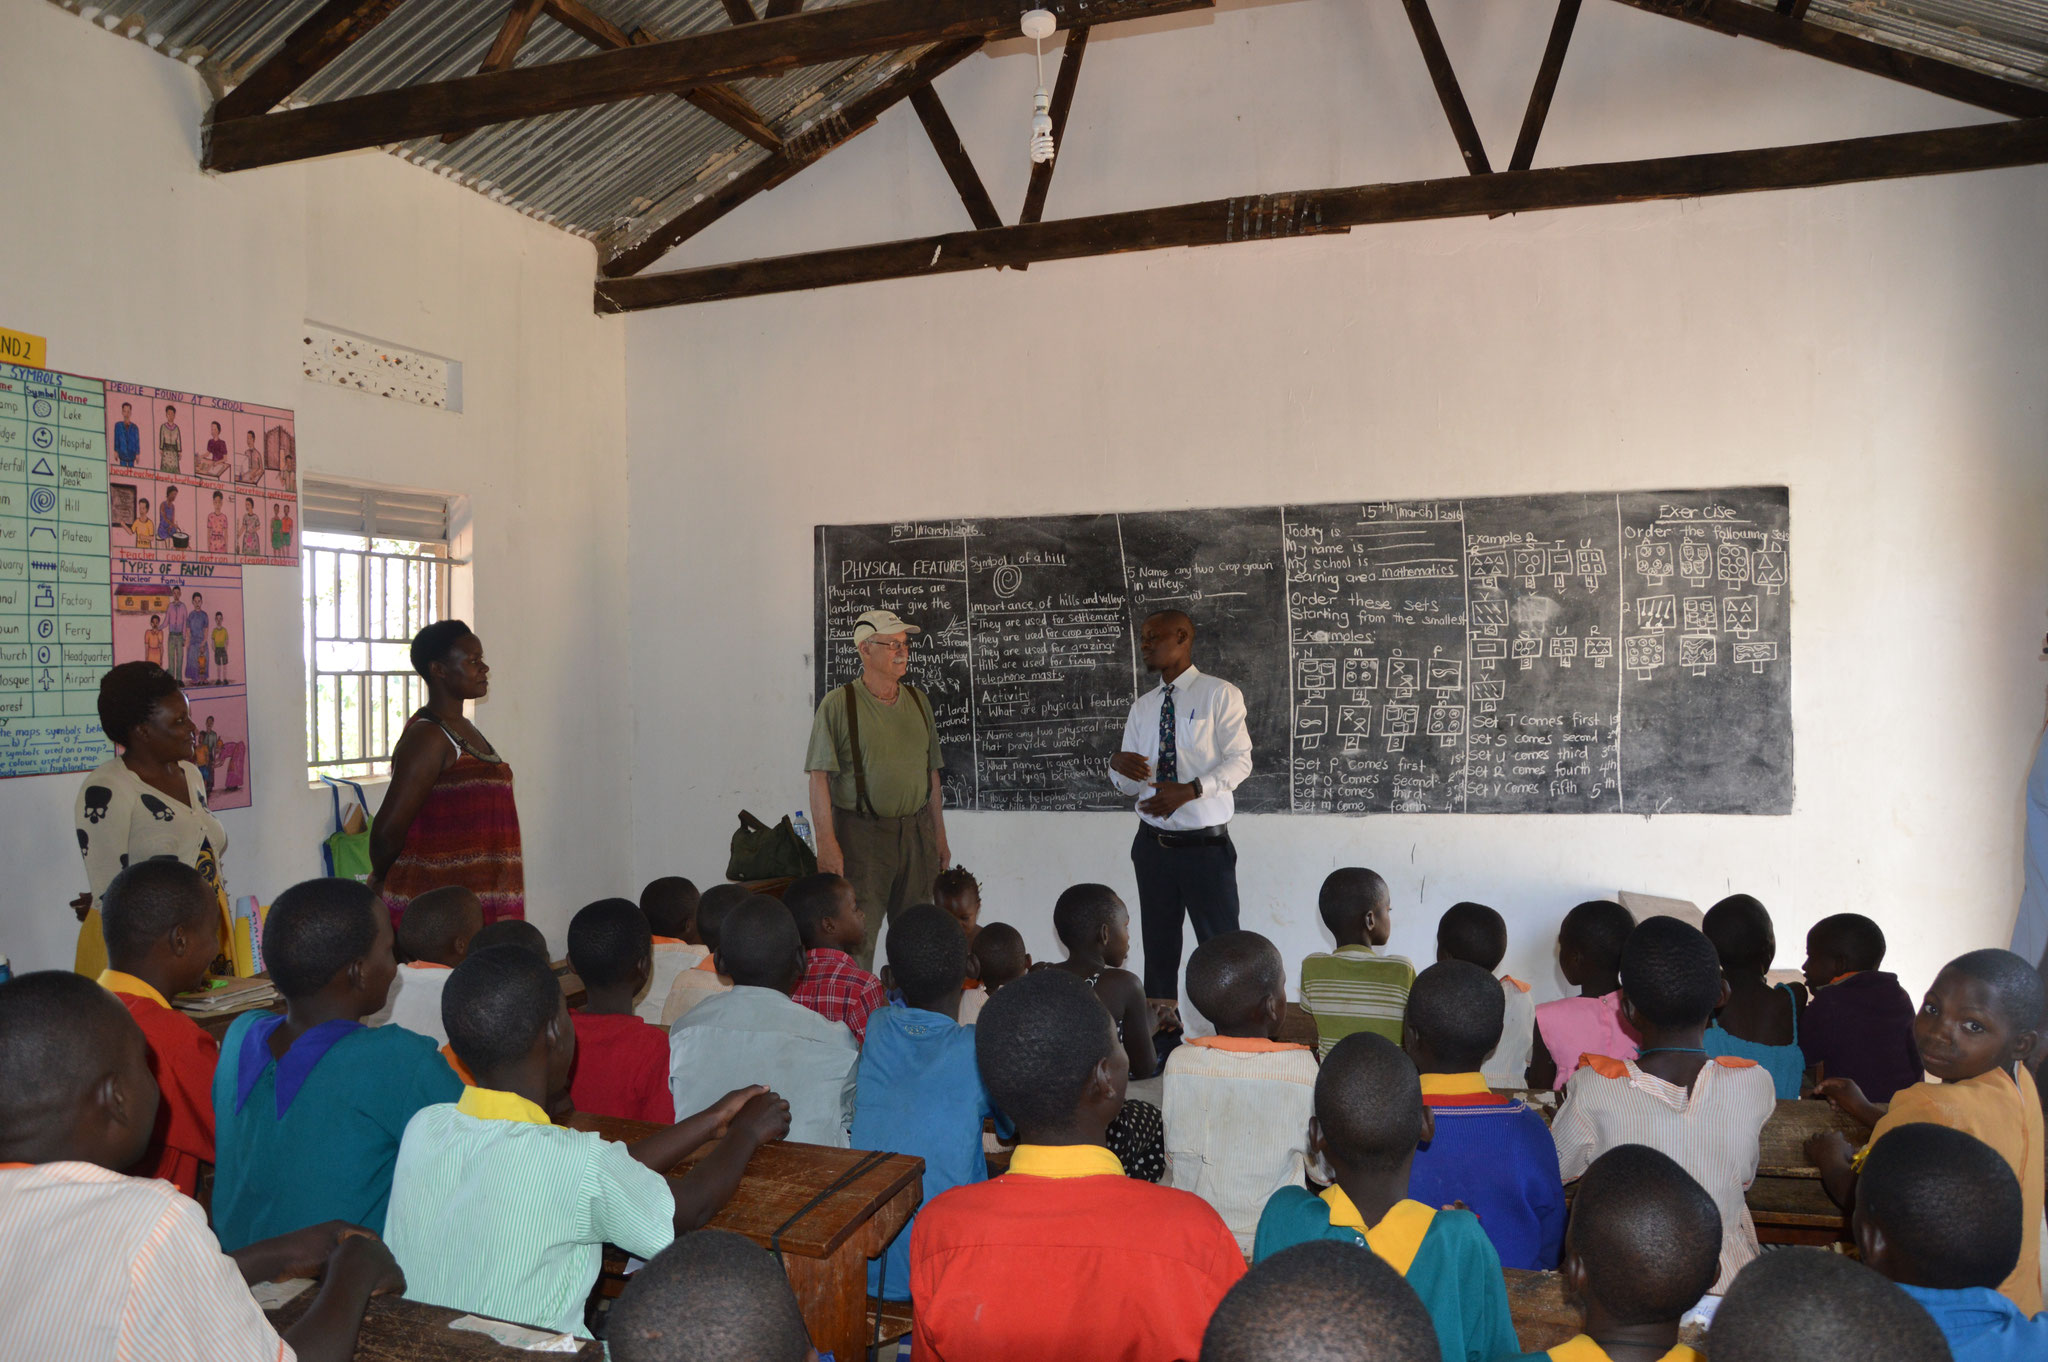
left=327, top=1234, right=407, bottom=1299
left=1814, top=1077, right=1885, bottom=1128
left=729, top=1090, right=793, bottom=1146
left=232, top=1220, right=378, bottom=1284
left=708, top=1085, right=771, bottom=1136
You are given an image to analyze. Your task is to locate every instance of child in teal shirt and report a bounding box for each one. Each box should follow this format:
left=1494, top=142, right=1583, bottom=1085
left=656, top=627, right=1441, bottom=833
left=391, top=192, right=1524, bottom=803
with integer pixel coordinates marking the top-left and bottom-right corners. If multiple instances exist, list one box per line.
left=210, top=878, right=462, bottom=1249
left=1254, top=1032, right=1516, bottom=1362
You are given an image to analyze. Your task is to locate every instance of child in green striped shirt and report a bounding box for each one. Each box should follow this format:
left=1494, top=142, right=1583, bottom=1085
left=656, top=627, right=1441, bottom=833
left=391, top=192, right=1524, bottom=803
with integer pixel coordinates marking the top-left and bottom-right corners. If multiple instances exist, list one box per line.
left=1299, top=868, right=1416, bottom=1059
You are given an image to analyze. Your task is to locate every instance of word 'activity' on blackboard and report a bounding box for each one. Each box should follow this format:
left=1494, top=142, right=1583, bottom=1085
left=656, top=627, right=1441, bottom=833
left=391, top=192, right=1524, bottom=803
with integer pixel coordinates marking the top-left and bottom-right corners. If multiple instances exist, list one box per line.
left=813, top=488, right=1791, bottom=815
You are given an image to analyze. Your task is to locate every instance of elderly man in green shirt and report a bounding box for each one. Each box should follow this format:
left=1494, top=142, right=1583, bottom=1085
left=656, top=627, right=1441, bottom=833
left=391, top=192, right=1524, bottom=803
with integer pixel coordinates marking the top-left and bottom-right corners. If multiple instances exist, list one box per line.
left=806, top=609, right=950, bottom=971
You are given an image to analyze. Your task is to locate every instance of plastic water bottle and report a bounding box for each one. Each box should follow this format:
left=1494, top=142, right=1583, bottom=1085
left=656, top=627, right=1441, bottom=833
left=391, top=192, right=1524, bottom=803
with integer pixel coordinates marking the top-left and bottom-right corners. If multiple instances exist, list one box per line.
left=792, top=810, right=814, bottom=851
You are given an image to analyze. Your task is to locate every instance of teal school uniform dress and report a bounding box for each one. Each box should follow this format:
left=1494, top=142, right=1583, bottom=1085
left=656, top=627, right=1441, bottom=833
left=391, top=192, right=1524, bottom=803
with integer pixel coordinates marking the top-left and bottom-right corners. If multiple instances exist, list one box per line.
left=209, top=1012, right=464, bottom=1250
left=1703, top=983, right=1805, bottom=1100
left=1254, top=1185, right=1517, bottom=1362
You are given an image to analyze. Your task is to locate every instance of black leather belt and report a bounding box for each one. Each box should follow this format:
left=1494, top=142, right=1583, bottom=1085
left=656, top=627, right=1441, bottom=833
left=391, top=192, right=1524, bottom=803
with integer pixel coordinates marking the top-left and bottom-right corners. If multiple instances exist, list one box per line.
left=1144, top=823, right=1230, bottom=849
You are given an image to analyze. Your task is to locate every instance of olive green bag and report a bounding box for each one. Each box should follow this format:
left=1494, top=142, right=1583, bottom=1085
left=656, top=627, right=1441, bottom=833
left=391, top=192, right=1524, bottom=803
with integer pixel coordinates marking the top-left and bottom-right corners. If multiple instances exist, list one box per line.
left=725, top=810, right=817, bottom=882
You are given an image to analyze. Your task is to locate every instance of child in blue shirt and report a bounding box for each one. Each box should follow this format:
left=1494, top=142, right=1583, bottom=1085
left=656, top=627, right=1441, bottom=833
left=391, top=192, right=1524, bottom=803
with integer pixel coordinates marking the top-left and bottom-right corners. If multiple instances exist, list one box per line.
left=211, top=878, right=463, bottom=1249
left=1856, top=1121, right=2048, bottom=1362
left=851, top=904, right=1008, bottom=1302
left=1405, top=961, right=1567, bottom=1270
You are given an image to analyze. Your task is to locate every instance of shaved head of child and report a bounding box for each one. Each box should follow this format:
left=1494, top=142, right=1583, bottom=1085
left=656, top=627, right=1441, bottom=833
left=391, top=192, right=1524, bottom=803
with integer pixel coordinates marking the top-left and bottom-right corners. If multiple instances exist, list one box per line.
left=717, top=898, right=805, bottom=995
left=784, top=874, right=863, bottom=954
left=1315, top=1033, right=1428, bottom=1177
left=1712, top=1249, right=1950, bottom=1362
left=1702, top=894, right=1774, bottom=975
left=1558, top=900, right=1634, bottom=990
left=1052, top=884, right=1128, bottom=959
left=1803, top=913, right=1886, bottom=993
left=608, top=1229, right=815, bottom=1362
left=1619, top=916, right=1727, bottom=1030
left=444, top=946, right=574, bottom=1100
left=1435, top=902, right=1507, bottom=973
left=975, top=967, right=1124, bottom=1142
left=1568, top=1145, right=1721, bottom=1328
left=696, top=883, right=755, bottom=956
left=887, top=904, right=970, bottom=1015
left=1186, top=931, right=1286, bottom=1039
left=1405, top=961, right=1505, bottom=1073
left=396, top=885, right=482, bottom=967
left=1319, top=868, right=1391, bottom=948
left=1856, top=1122, right=2024, bottom=1292
left=1202, top=1240, right=1439, bottom=1362
left=0, top=971, right=157, bottom=1170
left=973, top=923, right=1030, bottom=992
left=468, top=918, right=550, bottom=962
left=265, top=877, right=396, bottom=1010
left=567, top=898, right=653, bottom=993
left=639, top=877, right=700, bottom=943
left=1914, top=948, right=2044, bottom=1082
left=101, top=858, right=221, bottom=996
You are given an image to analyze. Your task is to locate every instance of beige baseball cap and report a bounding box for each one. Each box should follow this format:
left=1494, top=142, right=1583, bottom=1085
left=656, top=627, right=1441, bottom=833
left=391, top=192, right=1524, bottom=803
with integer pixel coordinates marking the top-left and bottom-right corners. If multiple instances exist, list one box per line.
left=852, top=609, right=922, bottom=646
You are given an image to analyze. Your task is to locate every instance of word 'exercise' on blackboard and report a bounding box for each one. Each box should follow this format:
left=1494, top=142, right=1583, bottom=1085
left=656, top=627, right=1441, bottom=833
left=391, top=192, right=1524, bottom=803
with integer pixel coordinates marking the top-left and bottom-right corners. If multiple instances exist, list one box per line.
left=813, top=488, right=1791, bottom=815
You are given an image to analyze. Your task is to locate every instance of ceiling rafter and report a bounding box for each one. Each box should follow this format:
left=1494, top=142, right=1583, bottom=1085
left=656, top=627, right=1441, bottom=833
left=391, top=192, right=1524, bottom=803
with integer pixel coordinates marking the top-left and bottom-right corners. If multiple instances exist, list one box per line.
left=1019, top=27, right=1092, bottom=225
left=210, top=0, right=409, bottom=122
left=1400, top=0, right=1492, bottom=175
left=1510, top=0, right=1582, bottom=172
left=911, top=85, right=1003, bottom=231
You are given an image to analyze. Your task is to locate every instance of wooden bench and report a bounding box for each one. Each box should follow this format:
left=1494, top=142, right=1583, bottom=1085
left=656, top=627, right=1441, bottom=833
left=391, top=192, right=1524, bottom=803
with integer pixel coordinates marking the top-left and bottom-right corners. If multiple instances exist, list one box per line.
left=565, top=1112, right=922, bottom=1362
left=265, top=1291, right=603, bottom=1360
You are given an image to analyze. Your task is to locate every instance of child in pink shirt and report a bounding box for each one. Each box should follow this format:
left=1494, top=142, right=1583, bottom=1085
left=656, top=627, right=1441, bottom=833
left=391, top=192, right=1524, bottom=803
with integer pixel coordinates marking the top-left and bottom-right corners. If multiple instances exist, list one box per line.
left=1530, top=900, right=1639, bottom=1089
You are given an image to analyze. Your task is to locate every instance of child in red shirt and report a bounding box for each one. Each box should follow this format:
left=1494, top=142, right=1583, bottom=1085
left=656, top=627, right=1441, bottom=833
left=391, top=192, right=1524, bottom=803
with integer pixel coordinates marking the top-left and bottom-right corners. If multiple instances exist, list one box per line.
left=566, top=899, right=674, bottom=1123
left=910, top=968, right=1244, bottom=1361
left=786, top=873, right=887, bottom=1043
left=95, top=859, right=222, bottom=1197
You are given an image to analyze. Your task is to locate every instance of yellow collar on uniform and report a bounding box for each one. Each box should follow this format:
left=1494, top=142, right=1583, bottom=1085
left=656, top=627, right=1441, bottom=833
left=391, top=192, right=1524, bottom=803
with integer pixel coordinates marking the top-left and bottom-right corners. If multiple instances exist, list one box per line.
left=1007, top=1144, right=1126, bottom=1179
left=97, top=970, right=169, bottom=1009
left=1418, top=1072, right=1492, bottom=1097
left=1549, top=1336, right=1700, bottom=1362
left=1318, top=1188, right=1437, bottom=1275
left=456, top=1086, right=552, bottom=1126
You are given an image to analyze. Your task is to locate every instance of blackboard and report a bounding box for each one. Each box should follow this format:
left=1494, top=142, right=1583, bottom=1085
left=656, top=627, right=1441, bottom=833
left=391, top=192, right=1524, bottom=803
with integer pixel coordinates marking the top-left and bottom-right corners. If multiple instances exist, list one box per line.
left=813, top=488, right=1791, bottom=815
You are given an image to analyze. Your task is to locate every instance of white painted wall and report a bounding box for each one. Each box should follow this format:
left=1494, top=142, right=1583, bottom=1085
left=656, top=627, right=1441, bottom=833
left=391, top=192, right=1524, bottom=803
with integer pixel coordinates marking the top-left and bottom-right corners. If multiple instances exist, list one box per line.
left=624, top=1, right=2048, bottom=1007
left=0, top=0, right=630, bottom=972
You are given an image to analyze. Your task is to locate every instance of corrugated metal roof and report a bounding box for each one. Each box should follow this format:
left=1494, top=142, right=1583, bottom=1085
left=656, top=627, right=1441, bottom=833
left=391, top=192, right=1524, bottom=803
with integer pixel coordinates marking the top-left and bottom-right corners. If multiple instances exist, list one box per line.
left=48, top=0, right=2048, bottom=247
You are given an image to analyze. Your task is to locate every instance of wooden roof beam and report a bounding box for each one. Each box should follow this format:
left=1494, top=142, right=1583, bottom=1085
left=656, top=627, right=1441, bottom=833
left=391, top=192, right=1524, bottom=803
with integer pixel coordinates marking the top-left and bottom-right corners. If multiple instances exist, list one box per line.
left=442, top=0, right=550, bottom=143
left=1400, top=0, right=1491, bottom=175
left=1606, top=0, right=2048, bottom=117
left=204, top=0, right=1214, bottom=173
left=1019, top=27, right=1091, bottom=227
left=1508, top=0, right=1581, bottom=172
left=593, top=116, right=2048, bottom=310
left=212, top=0, right=410, bottom=121
left=911, top=85, right=1003, bottom=231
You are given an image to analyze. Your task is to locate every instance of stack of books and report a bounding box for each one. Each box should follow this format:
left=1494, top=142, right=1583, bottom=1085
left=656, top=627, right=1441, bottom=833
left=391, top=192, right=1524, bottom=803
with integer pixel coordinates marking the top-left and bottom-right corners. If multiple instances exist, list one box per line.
left=173, top=974, right=279, bottom=1016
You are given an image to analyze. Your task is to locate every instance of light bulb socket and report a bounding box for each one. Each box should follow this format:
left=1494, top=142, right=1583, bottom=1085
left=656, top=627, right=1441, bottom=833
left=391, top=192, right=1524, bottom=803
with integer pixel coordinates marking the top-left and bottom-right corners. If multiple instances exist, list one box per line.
left=1020, top=8, right=1057, bottom=40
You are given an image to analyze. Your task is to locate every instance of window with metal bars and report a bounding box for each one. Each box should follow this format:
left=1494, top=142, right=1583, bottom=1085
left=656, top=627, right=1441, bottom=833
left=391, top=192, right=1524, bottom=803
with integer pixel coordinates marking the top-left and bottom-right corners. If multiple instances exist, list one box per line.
left=300, top=481, right=464, bottom=782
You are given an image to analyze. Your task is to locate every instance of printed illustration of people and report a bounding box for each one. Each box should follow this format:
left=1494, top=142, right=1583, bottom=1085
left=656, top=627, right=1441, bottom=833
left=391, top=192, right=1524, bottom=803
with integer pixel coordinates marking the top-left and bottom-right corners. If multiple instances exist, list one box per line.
left=155, top=484, right=180, bottom=547
left=203, top=420, right=230, bottom=478
left=130, top=496, right=154, bottom=549
left=207, top=491, right=229, bottom=554
left=270, top=502, right=294, bottom=555
left=211, top=611, right=230, bottom=683
left=239, top=497, right=262, bottom=557
left=195, top=714, right=223, bottom=796
left=156, top=403, right=181, bottom=472
left=144, top=614, right=163, bottom=667
left=113, top=401, right=140, bottom=469
left=240, top=428, right=263, bottom=484
left=182, top=591, right=209, bottom=686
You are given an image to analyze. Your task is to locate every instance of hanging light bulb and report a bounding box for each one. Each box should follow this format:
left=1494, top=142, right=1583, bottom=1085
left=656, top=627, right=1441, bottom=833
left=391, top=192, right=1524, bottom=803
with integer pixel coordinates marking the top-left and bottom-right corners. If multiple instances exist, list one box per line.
left=1021, top=9, right=1058, bottom=165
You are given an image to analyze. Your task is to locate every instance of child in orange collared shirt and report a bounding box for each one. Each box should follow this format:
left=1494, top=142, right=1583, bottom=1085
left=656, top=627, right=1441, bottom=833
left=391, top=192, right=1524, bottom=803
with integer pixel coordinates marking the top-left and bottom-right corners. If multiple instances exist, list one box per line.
left=637, top=875, right=708, bottom=1023
left=95, top=859, right=222, bottom=1197
left=661, top=882, right=742, bottom=1025
left=1162, top=931, right=1319, bottom=1254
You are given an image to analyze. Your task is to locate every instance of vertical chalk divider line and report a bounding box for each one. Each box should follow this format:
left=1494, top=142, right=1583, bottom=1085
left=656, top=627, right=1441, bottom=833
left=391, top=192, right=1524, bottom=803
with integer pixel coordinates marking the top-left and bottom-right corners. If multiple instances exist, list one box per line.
left=1279, top=505, right=1295, bottom=812
left=1112, top=513, right=1137, bottom=814
left=960, top=529, right=978, bottom=810
left=1458, top=501, right=1471, bottom=814
left=1613, top=494, right=1626, bottom=814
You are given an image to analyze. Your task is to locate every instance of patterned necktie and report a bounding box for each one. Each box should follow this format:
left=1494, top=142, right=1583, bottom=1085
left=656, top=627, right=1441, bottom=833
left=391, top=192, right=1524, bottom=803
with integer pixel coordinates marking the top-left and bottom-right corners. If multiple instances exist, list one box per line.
left=1158, top=682, right=1179, bottom=783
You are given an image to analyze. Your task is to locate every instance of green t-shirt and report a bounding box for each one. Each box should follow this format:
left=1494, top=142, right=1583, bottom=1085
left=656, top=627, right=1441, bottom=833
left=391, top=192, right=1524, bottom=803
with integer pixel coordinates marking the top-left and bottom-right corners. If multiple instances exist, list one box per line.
left=806, top=680, right=943, bottom=818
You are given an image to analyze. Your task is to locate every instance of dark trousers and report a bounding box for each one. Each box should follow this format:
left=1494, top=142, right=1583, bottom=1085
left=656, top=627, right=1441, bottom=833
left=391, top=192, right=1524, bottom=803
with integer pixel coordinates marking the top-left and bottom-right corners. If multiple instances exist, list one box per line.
left=1130, top=825, right=1241, bottom=1002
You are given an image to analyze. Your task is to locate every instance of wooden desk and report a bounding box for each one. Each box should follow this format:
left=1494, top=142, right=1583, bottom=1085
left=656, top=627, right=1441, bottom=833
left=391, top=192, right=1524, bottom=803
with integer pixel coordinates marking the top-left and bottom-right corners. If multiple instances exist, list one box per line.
left=1505, top=1270, right=1579, bottom=1353
left=189, top=995, right=285, bottom=1042
left=265, top=1291, right=603, bottom=1361
left=552, top=961, right=587, bottom=1010
left=1756, top=1097, right=1868, bottom=1178
left=564, top=1112, right=922, bottom=1362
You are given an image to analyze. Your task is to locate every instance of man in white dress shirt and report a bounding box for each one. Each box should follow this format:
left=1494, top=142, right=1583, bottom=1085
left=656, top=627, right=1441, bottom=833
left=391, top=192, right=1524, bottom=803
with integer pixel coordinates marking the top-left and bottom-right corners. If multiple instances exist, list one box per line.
left=1108, top=610, right=1254, bottom=1003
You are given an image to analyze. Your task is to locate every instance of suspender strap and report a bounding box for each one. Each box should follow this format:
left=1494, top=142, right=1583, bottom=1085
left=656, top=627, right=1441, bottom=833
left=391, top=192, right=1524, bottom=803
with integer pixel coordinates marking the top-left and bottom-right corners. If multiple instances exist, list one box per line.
left=841, top=681, right=936, bottom=820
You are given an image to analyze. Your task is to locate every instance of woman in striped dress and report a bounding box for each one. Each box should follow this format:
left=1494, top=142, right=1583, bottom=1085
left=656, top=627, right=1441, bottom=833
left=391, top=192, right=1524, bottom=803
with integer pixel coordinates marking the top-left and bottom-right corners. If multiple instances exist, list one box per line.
left=370, top=621, right=525, bottom=929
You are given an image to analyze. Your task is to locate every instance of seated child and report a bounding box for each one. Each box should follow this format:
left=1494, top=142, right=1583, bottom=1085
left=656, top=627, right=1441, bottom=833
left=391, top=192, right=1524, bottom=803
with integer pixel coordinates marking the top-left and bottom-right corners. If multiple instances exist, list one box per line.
left=973, top=921, right=1031, bottom=994
left=606, top=1229, right=816, bottom=1362
left=1513, top=1144, right=1721, bottom=1362
left=96, top=859, right=222, bottom=1196
left=1856, top=1122, right=2048, bottom=1362
left=637, top=875, right=708, bottom=1025
left=210, top=877, right=464, bottom=1249
left=1046, top=882, right=1167, bottom=1180
left=1710, top=1249, right=1952, bottom=1362
left=934, top=865, right=990, bottom=1022
left=567, top=898, right=674, bottom=1123
left=1700, top=894, right=1803, bottom=1100
left=1530, top=900, right=1639, bottom=1090
left=1550, top=916, right=1775, bottom=1293
left=1799, top=912, right=1921, bottom=1102
left=0, top=971, right=405, bottom=1362
left=850, top=904, right=1006, bottom=1301
left=662, top=882, right=745, bottom=1025
left=669, top=897, right=859, bottom=1147
left=1435, top=900, right=1534, bottom=1090
left=1203, top=1240, right=1441, bottom=1362
left=1405, top=961, right=1567, bottom=1271
left=1161, top=930, right=1318, bottom=1253
left=386, top=946, right=790, bottom=1336
left=1809, top=948, right=2044, bottom=1315
left=1254, top=1031, right=1516, bottom=1362
left=377, top=885, right=482, bottom=1044
left=909, top=968, right=1245, bottom=1360
left=470, top=917, right=550, bottom=959
left=1300, top=867, right=1415, bottom=1058
left=785, top=872, right=887, bottom=1042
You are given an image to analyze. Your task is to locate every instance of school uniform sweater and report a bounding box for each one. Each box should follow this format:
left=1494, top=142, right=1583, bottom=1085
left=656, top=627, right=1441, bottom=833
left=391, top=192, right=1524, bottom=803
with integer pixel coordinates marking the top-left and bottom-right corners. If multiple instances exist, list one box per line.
left=99, top=971, right=218, bottom=1198
left=1410, top=1072, right=1568, bottom=1270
